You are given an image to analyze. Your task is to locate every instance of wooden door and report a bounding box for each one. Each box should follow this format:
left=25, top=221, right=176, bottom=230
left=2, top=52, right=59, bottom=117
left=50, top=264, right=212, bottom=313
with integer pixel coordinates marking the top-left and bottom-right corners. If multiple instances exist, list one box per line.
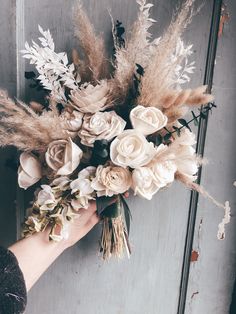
left=0, top=1, right=235, bottom=313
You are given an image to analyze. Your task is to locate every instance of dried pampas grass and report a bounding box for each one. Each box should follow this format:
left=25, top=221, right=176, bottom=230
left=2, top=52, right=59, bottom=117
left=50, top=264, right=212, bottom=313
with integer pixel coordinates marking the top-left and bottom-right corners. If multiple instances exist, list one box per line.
left=158, top=86, right=214, bottom=125
left=138, top=0, right=197, bottom=107
left=161, top=85, right=214, bottom=109
left=0, top=91, right=68, bottom=152
left=109, top=0, right=158, bottom=104
left=73, top=1, right=108, bottom=81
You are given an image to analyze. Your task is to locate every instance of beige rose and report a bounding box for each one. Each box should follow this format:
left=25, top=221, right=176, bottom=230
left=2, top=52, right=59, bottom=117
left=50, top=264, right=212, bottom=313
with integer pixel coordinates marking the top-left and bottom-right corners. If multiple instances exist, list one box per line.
left=18, top=152, right=42, bottom=190
left=45, top=138, right=83, bottom=175
left=69, top=80, right=109, bottom=113
left=130, top=105, right=168, bottom=135
left=110, top=130, right=156, bottom=168
left=60, top=110, right=83, bottom=136
left=91, top=165, right=132, bottom=197
left=132, top=167, right=160, bottom=200
left=78, top=111, right=126, bottom=147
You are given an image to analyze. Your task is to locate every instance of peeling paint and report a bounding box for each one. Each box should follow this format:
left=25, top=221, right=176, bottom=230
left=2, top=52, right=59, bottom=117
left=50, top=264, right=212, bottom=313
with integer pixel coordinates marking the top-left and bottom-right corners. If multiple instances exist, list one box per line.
left=191, top=291, right=199, bottom=299
left=191, top=250, right=199, bottom=262
left=218, top=3, right=230, bottom=38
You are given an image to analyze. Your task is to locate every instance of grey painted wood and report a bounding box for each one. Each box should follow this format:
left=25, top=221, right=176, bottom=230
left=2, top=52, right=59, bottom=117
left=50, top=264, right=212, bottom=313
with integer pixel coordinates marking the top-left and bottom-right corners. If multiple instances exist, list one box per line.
left=185, top=1, right=236, bottom=313
left=20, top=1, right=212, bottom=314
left=0, top=0, right=17, bottom=248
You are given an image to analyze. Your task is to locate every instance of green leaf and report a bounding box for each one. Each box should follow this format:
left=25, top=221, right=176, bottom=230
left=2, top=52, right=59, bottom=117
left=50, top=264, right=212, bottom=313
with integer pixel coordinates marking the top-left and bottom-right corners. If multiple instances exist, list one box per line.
left=173, top=126, right=181, bottom=136
left=25, top=71, right=36, bottom=79
left=96, top=196, right=117, bottom=216
left=200, top=112, right=207, bottom=119
left=178, top=118, right=188, bottom=127
left=155, top=134, right=163, bottom=146
left=120, top=195, right=132, bottom=235
left=164, top=133, right=172, bottom=142
left=136, top=63, right=145, bottom=76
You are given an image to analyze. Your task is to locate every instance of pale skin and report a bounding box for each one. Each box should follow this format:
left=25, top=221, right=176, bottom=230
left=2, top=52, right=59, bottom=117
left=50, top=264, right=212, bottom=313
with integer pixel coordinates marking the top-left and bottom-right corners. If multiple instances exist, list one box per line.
left=9, top=201, right=99, bottom=292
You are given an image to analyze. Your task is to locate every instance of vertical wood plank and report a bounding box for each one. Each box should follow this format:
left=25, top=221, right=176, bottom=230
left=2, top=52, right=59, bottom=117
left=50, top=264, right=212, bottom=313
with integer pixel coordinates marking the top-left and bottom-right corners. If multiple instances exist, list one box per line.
left=0, top=0, right=17, bottom=247
left=185, top=0, right=236, bottom=313
left=22, top=1, right=213, bottom=313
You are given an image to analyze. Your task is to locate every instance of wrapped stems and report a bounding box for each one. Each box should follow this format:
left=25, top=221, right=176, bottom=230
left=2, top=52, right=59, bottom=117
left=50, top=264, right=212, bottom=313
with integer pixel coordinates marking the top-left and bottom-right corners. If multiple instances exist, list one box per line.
left=98, top=195, right=131, bottom=260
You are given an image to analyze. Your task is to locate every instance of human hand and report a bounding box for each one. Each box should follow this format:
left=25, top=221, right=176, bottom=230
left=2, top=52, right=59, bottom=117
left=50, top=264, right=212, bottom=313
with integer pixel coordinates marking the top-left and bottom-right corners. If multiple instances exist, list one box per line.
left=62, top=201, right=100, bottom=249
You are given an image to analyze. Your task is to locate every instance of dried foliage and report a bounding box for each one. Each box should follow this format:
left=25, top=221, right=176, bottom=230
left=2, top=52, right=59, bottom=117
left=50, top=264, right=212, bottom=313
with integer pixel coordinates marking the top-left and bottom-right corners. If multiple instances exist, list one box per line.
left=0, top=91, right=68, bottom=152
left=73, top=1, right=108, bottom=81
left=138, top=0, right=197, bottom=107
left=162, top=85, right=214, bottom=124
left=109, top=0, right=159, bottom=103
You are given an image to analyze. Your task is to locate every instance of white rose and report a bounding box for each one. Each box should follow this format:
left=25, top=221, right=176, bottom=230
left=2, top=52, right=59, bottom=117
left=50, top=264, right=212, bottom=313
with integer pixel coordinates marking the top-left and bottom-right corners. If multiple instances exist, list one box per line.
left=171, top=129, right=198, bottom=181
left=60, top=110, right=83, bottom=136
left=91, top=165, right=132, bottom=197
left=174, top=146, right=198, bottom=181
left=132, top=167, right=160, bottom=200
left=69, top=80, right=109, bottom=113
left=151, top=160, right=177, bottom=187
left=110, top=130, right=156, bottom=168
left=70, top=167, right=96, bottom=210
left=18, top=152, right=42, bottom=190
left=70, top=166, right=96, bottom=195
left=130, top=105, right=168, bottom=135
left=172, top=128, right=196, bottom=146
left=45, top=138, right=83, bottom=175
left=78, top=111, right=126, bottom=147
left=36, top=185, right=57, bottom=211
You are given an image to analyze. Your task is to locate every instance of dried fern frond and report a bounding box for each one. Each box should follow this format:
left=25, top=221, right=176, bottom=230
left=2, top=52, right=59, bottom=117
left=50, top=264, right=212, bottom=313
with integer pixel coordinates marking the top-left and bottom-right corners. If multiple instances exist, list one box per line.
left=138, top=0, right=197, bottom=107
left=0, top=91, right=68, bottom=152
left=73, top=1, right=108, bottom=81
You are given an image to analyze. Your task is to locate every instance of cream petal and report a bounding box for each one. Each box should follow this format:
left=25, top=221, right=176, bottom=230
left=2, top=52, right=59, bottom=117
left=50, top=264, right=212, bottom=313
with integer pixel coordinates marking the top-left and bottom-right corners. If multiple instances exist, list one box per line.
left=19, top=152, right=42, bottom=178
left=56, top=138, right=83, bottom=175
left=18, top=167, right=40, bottom=190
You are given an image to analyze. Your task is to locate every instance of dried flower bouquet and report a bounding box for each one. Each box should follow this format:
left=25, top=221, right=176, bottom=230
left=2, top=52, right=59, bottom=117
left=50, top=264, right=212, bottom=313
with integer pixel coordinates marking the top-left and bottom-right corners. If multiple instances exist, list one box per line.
left=0, top=0, right=229, bottom=259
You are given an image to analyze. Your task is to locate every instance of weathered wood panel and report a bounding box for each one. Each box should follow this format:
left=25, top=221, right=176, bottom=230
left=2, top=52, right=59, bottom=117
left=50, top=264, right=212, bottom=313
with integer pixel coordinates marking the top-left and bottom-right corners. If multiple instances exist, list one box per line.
left=22, top=1, right=213, bottom=314
left=186, top=1, right=236, bottom=313
left=0, top=0, right=17, bottom=248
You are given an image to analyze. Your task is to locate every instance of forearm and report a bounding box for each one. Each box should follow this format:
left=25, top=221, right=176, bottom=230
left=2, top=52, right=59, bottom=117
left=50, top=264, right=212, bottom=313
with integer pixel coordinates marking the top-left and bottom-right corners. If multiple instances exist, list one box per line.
left=9, top=229, right=67, bottom=292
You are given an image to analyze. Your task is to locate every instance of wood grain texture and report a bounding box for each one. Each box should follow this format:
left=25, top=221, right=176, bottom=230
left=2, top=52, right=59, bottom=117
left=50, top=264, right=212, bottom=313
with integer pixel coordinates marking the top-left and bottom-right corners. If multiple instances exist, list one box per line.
left=186, top=1, right=236, bottom=313
left=0, top=0, right=17, bottom=248
left=22, top=1, right=212, bottom=313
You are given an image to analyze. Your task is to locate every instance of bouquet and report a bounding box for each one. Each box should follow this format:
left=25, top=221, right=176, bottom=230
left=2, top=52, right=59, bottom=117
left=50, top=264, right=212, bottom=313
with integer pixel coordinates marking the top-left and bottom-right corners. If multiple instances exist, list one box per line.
left=0, top=0, right=230, bottom=259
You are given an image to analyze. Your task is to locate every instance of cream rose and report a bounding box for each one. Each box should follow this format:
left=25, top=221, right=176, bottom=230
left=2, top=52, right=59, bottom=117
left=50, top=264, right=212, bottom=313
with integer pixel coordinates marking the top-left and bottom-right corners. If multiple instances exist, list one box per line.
left=78, top=111, right=126, bottom=147
left=132, top=167, right=160, bottom=200
left=174, top=146, right=198, bottom=181
left=91, top=165, right=132, bottom=197
left=151, top=160, right=177, bottom=187
left=45, top=138, right=83, bottom=175
left=110, top=130, right=156, bottom=168
left=170, top=129, right=198, bottom=181
left=60, top=110, right=83, bottom=136
left=69, top=80, right=109, bottom=113
left=18, top=152, right=42, bottom=190
left=130, top=105, right=168, bottom=135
